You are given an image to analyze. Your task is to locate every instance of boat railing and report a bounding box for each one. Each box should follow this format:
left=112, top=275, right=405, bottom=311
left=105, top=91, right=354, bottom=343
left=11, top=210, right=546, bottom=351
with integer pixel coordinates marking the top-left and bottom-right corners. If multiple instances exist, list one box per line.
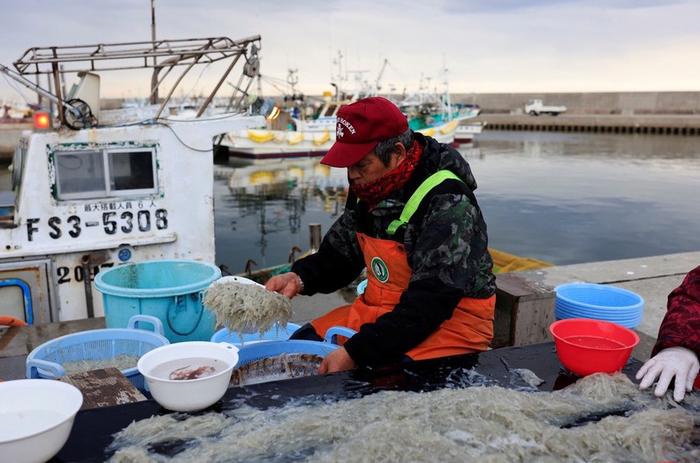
left=0, top=36, right=262, bottom=129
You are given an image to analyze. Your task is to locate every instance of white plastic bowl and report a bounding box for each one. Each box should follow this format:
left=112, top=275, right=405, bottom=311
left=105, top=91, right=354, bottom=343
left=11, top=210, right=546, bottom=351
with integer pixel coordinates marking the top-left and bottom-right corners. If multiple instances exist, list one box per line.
left=138, top=341, right=239, bottom=412
left=0, top=379, right=83, bottom=463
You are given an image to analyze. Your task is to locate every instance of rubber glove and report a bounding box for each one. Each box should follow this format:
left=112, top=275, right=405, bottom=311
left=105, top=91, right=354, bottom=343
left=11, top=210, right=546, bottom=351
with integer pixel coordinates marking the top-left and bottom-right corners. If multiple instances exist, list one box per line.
left=636, top=346, right=700, bottom=402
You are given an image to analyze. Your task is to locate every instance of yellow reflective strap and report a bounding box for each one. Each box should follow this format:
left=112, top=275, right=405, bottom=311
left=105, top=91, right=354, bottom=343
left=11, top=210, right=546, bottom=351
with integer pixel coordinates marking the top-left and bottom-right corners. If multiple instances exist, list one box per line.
left=386, top=170, right=463, bottom=235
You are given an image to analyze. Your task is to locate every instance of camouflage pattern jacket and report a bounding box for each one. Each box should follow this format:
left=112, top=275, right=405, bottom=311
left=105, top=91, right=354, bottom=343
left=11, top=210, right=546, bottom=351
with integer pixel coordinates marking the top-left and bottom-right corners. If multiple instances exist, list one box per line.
left=292, top=133, right=495, bottom=366
left=652, top=265, right=700, bottom=358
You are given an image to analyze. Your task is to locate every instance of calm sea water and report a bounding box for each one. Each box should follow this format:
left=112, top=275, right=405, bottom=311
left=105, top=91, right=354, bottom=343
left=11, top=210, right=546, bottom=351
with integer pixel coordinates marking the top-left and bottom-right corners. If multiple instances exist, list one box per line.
left=2, top=131, right=697, bottom=272
left=214, top=131, right=700, bottom=271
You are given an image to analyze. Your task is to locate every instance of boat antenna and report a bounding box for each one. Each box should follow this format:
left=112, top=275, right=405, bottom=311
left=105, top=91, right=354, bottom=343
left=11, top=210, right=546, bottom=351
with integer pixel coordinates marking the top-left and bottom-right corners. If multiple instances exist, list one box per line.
left=287, top=69, right=299, bottom=94
left=151, top=0, right=157, bottom=45
left=442, top=54, right=451, bottom=120
left=375, top=58, right=388, bottom=93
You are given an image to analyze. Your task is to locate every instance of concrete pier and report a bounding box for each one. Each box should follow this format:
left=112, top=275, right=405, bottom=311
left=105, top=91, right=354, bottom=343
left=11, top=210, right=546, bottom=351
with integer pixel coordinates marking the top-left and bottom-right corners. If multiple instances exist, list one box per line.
left=291, top=251, right=700, bottom=362
left=493, top=251, right=700, bottom=360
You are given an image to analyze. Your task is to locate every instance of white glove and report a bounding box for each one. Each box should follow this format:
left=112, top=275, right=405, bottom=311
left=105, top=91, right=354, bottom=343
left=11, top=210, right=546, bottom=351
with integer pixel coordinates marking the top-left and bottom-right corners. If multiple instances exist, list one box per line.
left=636, top=346, right=699, bottom=402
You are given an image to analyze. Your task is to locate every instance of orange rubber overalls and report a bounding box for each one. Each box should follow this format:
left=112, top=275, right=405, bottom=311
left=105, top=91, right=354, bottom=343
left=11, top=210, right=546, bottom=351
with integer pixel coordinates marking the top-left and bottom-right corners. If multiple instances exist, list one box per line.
left=311, top=170, right=495, bottom=361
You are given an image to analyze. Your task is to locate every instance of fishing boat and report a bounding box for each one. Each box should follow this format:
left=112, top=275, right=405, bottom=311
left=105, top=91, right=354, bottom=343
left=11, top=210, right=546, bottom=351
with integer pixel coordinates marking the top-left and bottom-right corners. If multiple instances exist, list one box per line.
left=219, top=90, right=352, bottom=161
left=455, top=121, right=487, bottom=143
left=219, top=127, right=334, bottom=161
left=220, top=54, right=385, bottom=161
left=0, top=36, right=265, bottom=324
left=398, top=75, right=480, bottom=145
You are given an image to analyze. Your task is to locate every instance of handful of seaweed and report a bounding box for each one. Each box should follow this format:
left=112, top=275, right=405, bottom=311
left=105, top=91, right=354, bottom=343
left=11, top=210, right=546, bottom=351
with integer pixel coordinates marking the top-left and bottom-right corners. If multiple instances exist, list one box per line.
left=203, top=279, right=292, bottom=335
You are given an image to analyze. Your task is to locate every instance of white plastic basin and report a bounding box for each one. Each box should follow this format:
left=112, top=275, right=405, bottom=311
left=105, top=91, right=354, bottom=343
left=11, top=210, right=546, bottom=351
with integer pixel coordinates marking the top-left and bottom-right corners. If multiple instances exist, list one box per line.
left=0, top=379, right=83, bottom=463
left=138, top=341, right=239, bottom=412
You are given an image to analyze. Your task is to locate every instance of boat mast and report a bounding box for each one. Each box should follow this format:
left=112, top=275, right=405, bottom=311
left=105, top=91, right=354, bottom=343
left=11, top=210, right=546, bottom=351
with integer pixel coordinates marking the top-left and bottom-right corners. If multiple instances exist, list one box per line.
left=150, top=0, right=159, bottom=104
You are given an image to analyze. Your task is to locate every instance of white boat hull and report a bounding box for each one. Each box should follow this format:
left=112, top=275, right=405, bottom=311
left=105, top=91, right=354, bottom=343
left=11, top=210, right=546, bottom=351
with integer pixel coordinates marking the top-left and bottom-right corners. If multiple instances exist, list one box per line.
left=221, top=129, right=334, bottom=159
left=416, top=119, right=458, bottom=145
left=455, top=122, right=486, bottom=143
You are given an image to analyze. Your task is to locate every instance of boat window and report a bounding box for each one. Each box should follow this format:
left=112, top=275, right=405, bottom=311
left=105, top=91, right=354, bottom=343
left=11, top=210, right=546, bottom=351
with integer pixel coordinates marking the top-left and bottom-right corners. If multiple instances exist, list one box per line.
left=109, top=150, right=155, bottom=191
left=53, top=147, right=157, bottom=200
left=55, top=150, right=106, bottom=196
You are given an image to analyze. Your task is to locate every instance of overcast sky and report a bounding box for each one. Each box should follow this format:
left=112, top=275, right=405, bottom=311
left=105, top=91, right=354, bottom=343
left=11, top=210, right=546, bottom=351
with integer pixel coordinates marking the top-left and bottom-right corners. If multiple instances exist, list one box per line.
left=1, top=0, right=699, bottom=102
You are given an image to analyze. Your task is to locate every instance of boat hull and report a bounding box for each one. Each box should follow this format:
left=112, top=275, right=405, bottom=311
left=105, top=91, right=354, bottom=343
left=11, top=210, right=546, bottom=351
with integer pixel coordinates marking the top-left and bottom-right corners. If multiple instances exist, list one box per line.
left=454, top=122, right=486, bottom=143
left=221, top=129, right=333, bottom=160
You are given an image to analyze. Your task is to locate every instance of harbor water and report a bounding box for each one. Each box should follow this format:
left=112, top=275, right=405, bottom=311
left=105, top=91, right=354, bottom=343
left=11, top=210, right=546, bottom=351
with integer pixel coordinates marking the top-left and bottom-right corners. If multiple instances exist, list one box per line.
left=213, top=131, right=700, bottom=271
left=1, top=131, right=698, bottom=273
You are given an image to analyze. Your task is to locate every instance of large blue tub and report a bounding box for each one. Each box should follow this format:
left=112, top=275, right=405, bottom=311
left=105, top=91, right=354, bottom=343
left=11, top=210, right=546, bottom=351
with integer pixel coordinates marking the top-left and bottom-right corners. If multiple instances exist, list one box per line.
left=94, top=259, right=221, bottom=343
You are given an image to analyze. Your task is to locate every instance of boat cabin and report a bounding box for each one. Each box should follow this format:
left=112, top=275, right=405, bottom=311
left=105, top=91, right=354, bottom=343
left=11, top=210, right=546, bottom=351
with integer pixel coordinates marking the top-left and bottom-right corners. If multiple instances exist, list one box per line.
left=0, top=36, right=264, bottom=323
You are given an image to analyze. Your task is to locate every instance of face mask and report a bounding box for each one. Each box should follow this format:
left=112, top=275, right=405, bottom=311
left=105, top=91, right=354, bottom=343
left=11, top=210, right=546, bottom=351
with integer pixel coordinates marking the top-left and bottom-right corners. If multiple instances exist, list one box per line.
left=350, top=140, right=423, bottom=207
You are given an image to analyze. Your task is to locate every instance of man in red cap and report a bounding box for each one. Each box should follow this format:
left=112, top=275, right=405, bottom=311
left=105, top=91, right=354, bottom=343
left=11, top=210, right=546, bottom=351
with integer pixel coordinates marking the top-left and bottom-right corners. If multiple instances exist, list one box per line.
left=266, top=96, right=495, bottom=373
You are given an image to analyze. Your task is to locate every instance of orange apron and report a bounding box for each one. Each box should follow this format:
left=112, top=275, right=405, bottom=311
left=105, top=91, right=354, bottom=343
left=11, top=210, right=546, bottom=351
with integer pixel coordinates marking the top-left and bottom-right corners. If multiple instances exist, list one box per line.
left=311, top=170, right=495, bottom=361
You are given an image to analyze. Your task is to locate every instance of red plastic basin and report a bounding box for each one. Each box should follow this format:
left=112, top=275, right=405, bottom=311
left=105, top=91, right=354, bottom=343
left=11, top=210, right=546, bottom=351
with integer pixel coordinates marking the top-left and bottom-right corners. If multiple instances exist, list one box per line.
left=549, top=318, right=639, bottom=377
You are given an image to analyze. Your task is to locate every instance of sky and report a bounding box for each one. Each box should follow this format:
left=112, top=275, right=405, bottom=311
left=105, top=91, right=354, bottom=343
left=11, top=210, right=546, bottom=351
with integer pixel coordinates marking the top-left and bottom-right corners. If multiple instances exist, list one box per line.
left=1, top=0, right=699, bottom=102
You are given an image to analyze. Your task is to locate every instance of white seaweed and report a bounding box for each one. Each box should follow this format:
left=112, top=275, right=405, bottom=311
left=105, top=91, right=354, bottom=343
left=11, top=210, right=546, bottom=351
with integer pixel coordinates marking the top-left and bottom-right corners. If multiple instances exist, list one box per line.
left=203, top=282, right=292, bottom=335
left=512, top=368, right=545, bottom=389
left=108, top=373, right=700, bottom=463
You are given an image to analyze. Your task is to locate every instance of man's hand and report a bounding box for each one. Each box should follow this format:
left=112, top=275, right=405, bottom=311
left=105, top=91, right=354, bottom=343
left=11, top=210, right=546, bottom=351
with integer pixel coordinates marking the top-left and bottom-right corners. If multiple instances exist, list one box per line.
left=319, top=347, right=356, bottom=374
left=636, top=346, right=700, bottom=402
left=265, top=272, right=303, bottom=299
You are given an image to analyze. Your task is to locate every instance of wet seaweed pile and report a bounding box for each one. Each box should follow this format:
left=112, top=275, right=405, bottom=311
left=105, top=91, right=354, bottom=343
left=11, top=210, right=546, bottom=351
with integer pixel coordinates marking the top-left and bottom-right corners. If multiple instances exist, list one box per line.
left=203, top=282, right=292, bottom=335
left=108, top=373, right=700, bottom=463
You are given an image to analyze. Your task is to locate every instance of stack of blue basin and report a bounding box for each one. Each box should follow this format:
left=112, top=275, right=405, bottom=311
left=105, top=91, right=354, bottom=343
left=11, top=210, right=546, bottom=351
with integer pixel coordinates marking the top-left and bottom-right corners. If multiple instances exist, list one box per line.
left=554, top=282, right=644, bottom=329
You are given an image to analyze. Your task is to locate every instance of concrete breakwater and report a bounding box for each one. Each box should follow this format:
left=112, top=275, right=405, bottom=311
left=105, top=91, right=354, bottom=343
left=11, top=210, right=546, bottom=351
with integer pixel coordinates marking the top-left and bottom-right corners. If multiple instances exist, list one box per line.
left=455, top=91, right=700, bottom=135
left=453, top=91, right=700, bottom=116
left=472, top=114, right=700, bottom=135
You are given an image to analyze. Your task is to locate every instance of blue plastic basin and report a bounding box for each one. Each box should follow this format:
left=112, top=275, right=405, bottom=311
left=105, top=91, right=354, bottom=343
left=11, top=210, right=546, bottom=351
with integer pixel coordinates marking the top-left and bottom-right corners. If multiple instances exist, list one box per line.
left=237, top=340, right=339, bottom=366
left=26, top=315, right=169, bottom=389
left=554, top=283, right=644, bottom=329
left=234, top=326, right=356, bottom=366
left=94, top=260, right=221, bottom=343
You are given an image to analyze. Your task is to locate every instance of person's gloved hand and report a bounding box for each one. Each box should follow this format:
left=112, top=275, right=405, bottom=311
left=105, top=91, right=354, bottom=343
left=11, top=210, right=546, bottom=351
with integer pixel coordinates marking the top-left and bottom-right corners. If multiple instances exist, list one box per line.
left=636, top=346, right=700, bottom=402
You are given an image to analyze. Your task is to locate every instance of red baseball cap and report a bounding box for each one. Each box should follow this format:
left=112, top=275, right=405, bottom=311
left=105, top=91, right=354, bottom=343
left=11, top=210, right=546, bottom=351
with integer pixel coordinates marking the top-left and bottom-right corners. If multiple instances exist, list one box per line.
left=320, top=96, right=409, bottom=167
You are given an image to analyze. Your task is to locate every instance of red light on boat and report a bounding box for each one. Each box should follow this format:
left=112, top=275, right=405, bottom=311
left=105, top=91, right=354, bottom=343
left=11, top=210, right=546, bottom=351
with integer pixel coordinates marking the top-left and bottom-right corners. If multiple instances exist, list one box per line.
left=33, top=112, right=51, bottom=129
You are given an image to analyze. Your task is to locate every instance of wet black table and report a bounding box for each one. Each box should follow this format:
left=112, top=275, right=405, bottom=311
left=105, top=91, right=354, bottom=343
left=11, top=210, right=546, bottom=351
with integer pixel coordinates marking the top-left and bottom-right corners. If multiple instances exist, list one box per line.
left=0, top=318, right=105, bottom=381
left=52, top=342, right=642, bottom=462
